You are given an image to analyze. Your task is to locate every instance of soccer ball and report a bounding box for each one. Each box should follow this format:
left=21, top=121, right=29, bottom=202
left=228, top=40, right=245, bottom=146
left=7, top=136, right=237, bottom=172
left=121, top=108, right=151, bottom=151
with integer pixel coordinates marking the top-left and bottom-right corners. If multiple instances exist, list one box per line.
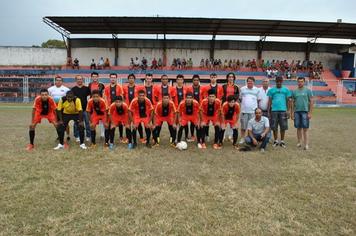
left=176, top=141, right=188, bottom=150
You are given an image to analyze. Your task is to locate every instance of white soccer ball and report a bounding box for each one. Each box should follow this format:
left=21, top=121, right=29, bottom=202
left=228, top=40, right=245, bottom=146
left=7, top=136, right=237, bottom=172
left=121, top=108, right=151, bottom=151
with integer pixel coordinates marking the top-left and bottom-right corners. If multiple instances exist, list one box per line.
left=176, top=141, right=188, bottom=150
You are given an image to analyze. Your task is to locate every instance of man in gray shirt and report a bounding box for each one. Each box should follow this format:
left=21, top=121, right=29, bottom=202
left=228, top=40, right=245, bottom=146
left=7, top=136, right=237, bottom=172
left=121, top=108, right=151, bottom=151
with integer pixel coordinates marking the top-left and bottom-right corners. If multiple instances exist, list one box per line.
left=245, top=108, right=271, bottom=152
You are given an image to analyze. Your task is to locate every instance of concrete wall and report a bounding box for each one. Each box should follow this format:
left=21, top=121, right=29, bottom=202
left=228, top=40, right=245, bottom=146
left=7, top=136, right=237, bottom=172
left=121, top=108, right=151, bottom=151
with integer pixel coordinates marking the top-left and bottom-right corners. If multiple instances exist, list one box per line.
left=0, top=47, right=66, bottom=65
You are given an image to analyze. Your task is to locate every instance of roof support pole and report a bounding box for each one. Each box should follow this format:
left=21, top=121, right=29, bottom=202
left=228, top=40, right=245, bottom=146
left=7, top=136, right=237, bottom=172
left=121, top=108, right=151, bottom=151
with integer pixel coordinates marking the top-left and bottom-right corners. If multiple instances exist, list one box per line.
left=112, top=34, right=119, bottom=66
left=305, top=41, right=311, bottom=61
left=257, top=36, right=266, bottom=63
left=163, top=33, right=167, bottom=67
left=66, top=38, right=72, bottom=59
left=210, top=34, right=216, bottom=59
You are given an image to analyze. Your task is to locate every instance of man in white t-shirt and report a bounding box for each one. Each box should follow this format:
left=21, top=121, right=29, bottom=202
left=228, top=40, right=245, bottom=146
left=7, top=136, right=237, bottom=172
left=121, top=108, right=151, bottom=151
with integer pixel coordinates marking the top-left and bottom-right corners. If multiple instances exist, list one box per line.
left=48, top=76, right=70, bottom=103
left=239, top=77, right=261, bottom=144
left=48, top=76, right=70, bottom=141
left=258, top=78, right=270, bottom=117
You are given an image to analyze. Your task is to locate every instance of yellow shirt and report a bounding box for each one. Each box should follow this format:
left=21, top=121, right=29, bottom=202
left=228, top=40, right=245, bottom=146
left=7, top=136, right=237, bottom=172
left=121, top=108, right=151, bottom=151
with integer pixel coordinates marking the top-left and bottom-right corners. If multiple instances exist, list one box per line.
left=57, top=97, right=82, bottom=114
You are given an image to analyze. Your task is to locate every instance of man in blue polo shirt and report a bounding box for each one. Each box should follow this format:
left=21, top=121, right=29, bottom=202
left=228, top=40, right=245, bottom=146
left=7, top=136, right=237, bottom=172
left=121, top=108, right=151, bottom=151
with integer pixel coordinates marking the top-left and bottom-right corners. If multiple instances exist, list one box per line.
left=267, top=76, right=292, bottom=148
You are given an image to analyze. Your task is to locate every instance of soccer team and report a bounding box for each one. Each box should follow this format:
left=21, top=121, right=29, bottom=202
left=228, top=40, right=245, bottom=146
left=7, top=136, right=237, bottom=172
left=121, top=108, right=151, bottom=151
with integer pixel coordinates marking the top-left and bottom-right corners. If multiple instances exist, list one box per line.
left=26, top=72, right=313, bottom=152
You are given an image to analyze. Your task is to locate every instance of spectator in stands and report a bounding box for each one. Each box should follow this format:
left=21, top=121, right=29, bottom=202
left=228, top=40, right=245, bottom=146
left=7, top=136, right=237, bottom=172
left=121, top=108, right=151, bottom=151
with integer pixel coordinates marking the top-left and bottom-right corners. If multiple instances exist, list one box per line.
left=187, top=58, right=193, bottom=69
left=129, top=58, right=135, bottom=70
left=200, top=59, right=205, bottom=69
left=73, top=58, right=79, bottom=69
left=182, top=58, right=187, bottom=69
left=104, top=58, right=110, bottom=69
left=66, top=57, right=73, bottom=68
left=157, top=58, right=163, bottom=69
left=134, top=57, right=140, bottom=69
left=90, top=59, right=96, bottom=70
left=151, top=58, right=158, bottom=69
left=98, top=57, right=104, bottom=69
left=141, top=57, right=148, bottom=70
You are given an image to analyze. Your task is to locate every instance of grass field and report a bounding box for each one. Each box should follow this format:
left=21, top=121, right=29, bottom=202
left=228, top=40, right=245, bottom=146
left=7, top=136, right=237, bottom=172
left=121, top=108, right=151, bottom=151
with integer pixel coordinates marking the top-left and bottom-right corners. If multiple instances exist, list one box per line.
left=0, top=104, right=356, bottom=235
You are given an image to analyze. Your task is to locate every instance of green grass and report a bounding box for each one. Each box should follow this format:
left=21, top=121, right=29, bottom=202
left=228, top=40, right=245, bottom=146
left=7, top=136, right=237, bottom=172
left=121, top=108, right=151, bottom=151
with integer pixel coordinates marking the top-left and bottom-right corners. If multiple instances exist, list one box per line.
left=0, top=104, right=355, bottom=235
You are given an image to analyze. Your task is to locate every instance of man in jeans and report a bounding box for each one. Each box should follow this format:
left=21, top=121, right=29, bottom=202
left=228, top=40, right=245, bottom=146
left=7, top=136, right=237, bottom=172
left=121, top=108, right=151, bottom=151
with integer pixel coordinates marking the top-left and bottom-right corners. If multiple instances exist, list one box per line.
left=71, top=75, right=91, bottom=142
left=245, top=108, right=271, bottom=152
left=291, top=77, right=313, bottom=150
left=267, top=76, right=292, bottom=148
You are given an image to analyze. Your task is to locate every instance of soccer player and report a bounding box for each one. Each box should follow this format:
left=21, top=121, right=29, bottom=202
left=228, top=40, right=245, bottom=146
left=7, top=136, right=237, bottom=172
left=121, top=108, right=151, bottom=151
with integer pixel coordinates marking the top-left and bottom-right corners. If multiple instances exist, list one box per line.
left=177, top=92, right=201, bottom=147
left=142, top=73, right=156, bottom=105
left=26, top=89, right=57, bottom=151
left=202, top=73, right=223, bottom=100
left=88, top=72, right=105, bottom=97
left=291, top=77, right=313, bottom=150
left=108, top=96, right=132, bottom=149
left=129, top=90, right=154, bottom=148
left=220, top=95, right=240, bottom=148
left=186, top=74, right=202, bottom=141
left=222, top=72, right=240, bottom=103
left=152, top=93, right=177, bottom=147
left=86, top=90, right=110, bottom=147
left=103, top=73, right=125, bottom=142
left=173, top=74, right=188, bottom=108
left=54, top=91, right=87, bottom=150
left=267, top=76, right=292, bottom=148
left=154, top=74, right=176, bottom=103
left=200, top=89, right=222, bottom=149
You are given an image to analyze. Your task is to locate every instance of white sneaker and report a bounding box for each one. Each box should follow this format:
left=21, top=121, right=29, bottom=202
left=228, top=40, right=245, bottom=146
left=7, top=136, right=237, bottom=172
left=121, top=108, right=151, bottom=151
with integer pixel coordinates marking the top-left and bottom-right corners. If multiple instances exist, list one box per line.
left=53, top=144, right=64, bottom=150
left=75, top=137, right=80, bottom=143
left=197, top=143, right=202, bottom=149
left=80, top=143, right=87, bottom=150
left=85, top=137, right=91, bottom=142
left=260, top=148, right=265, bottom=152
left=273, top=140, right=280, bottom=147
left=238, top=138, right=245, bottom=145
left=297, top=143, right=302, bottom=148
left=304, top=145, right=309, bottom=150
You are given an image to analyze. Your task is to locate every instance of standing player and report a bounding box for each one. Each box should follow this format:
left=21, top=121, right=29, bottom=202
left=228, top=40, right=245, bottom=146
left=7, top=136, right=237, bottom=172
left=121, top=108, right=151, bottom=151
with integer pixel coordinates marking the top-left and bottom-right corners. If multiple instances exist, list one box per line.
left=177, top=92, right=201, bottom=147
left=86, top=90, right=110, bottom=147
left=103, top=73, right=125, bottom=143
left=129, top=90, right=154, bottom=148
left=200, top=90, right=222, bottom=149
left=142, top=73, right=156, bottom=105
left=173, top=74, right=187, bottom=108
left=88, top=72, right=105, bottom=97
left=154, top=74, right=176, bottom=104
left=54, top=91, right=87, bottom=150
left=186, top=74, right=202, bottom=141
left=26, top=89, right=57, bottom=150
left=152, top=94, right=177, bottom=147
left=220, top=95, right=240, bottom=148
left=202, top=73, right=224, bottom=100
left=108, top=96, right=132, bottom=149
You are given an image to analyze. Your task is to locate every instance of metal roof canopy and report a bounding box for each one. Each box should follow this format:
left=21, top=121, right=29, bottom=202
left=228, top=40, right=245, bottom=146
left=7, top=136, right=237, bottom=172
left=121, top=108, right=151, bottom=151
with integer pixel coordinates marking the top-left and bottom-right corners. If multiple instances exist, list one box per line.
left=43, top=16, right=356, bottom=40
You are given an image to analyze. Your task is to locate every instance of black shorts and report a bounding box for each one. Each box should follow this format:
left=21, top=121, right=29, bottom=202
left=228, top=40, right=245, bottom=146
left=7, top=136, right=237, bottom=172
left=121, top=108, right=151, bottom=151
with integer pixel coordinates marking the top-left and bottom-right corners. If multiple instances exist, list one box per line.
left=62, top=114, right=80, bottom=128
left=270, top=111, right=288, bottom=131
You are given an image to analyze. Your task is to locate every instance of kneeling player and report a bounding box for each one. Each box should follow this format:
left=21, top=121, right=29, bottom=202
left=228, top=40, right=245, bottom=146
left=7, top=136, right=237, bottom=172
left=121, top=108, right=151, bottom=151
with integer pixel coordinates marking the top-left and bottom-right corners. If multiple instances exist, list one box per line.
left=177, top=92, right=201, bottom=147
left=54, top=91, right=87, bottom=150
left=108, top=96, right=131, bottom=149
left=86, top=90, right=109, bottom=147
left=129, top=90, right=154, bottom=148
left=152, top=93, right=177, bottom=147
left=220, top=95, right=240, bottom=148
left=27, top=89, right=57, bottom=150
left=200, top=90, right=222, bottom=149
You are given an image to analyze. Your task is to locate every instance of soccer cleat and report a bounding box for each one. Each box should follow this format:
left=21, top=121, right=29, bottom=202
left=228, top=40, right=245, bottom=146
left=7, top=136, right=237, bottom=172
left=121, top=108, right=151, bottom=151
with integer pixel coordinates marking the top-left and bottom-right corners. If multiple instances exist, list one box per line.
left=304, top=145, right=309, bottom=150
left=170, top=142, right=177, bottom=148
left=120, top=137, right=129, bottom=144
left=273, top=140, right=280, bottom=147
left=79, top=143, right=87, bottom=150
left=187, top=136, right=196, bottom=142
left=128, top=143, right=134, bottom=149
left=233, top=144, right=240, bottom=150
left=260, top=148, right=265, bottom=152
left=140, top=138, right=147, bottom=144
left=197, top=143, right=203, bottom=149
left=89, top=144, right=97, bottom=149
left=280, top=141, right=286, bottom=148
left=201, top=143, right=207, bottom=149
left=53, top=144, right=64, bottom=150
left=104, top=143, right=109, bottom=148
left=297, top=143, right=302, bottom=148
left=75, top=137, right=80, bottom=143
left=109, top=143, right=114, bottom=150
left=26, top=144, right=34, bottom=151
left=152, top=142, right=159, bottom=148
left=213, top=144, right=221, bottom=150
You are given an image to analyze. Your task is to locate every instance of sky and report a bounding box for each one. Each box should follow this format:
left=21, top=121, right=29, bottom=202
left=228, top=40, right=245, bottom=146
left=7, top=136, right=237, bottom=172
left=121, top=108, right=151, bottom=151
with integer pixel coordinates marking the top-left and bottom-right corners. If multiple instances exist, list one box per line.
left=1, top=0, right=356, bottom=46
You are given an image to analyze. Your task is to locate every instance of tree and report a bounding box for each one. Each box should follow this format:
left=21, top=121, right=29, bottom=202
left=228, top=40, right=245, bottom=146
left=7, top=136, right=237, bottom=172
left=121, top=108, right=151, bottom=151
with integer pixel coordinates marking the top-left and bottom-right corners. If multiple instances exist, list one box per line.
left=41, top=39, right=65, bottom=48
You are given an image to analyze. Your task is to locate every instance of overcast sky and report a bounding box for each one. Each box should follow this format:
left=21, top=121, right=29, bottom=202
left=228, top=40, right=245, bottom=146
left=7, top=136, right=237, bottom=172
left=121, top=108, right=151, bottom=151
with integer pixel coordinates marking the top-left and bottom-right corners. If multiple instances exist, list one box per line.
left=1, top=0, right=356, bottom=46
